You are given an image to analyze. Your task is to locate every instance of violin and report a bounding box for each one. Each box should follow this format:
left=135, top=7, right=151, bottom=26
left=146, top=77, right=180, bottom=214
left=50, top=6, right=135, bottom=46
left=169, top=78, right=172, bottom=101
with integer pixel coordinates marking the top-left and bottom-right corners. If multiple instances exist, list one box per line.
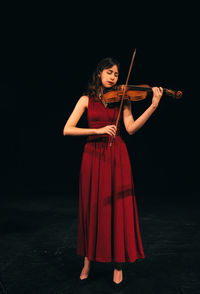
left=103, top=84, right=183, bottom=104
left=109, top=49, right=182, bottom=147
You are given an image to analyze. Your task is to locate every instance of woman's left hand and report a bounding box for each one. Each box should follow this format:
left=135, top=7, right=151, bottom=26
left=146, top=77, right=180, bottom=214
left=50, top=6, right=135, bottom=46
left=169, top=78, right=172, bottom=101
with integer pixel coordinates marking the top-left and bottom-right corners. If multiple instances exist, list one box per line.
left=152, top=87, right=163, bottom=109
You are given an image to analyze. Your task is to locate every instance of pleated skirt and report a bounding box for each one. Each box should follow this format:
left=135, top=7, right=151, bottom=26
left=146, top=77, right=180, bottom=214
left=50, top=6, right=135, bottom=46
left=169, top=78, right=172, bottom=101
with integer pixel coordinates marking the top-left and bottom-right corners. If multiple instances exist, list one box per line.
left=77, top=135, right=145, bottom=263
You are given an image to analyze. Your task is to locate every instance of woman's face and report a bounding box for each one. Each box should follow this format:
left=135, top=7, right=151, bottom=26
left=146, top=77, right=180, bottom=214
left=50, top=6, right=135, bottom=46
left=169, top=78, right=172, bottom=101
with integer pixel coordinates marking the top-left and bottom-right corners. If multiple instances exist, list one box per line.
left=100, top=65, right=119, bottom=88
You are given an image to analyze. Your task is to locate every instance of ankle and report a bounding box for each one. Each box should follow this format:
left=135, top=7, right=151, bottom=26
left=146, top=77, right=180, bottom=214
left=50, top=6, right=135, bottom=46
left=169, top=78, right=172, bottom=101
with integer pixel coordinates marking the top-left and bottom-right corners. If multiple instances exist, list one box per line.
left=84, top=257, right=91, bottom=268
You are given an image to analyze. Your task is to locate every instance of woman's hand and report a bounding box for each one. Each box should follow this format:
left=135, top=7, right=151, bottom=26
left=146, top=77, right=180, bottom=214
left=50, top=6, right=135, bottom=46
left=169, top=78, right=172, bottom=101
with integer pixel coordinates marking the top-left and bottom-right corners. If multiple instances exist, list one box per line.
left=96, top=125, right=117, bottom=136
left=152, top=87, right=163, bottom=109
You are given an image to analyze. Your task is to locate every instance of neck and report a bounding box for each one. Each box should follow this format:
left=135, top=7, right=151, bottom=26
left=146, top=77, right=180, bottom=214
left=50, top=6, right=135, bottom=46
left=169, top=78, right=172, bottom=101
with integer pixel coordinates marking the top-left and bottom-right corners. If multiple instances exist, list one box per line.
left=98, top=86, right=104, bottom=99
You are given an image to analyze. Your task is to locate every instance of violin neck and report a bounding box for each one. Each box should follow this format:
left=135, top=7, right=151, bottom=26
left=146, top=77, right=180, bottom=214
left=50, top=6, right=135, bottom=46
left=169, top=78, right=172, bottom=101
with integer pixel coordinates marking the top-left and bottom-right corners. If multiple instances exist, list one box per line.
left=127, top=85, right=182, bottom=99
left=133, top=87, right=170, bottom=94
left=131, top=86, right=152, bottom=92
left=128, top=85, right=166, bottom=93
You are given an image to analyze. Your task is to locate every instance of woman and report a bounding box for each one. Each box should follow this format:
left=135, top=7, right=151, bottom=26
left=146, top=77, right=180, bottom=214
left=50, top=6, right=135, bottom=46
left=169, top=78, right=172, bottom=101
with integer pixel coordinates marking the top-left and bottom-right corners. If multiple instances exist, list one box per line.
left=63, top=57, right=163, bottom=286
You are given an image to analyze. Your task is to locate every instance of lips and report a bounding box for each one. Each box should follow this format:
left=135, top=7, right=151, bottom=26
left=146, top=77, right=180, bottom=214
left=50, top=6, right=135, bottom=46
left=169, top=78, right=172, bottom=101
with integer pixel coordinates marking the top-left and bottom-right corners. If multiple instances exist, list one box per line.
left=108, top=81, right=114, bottom=85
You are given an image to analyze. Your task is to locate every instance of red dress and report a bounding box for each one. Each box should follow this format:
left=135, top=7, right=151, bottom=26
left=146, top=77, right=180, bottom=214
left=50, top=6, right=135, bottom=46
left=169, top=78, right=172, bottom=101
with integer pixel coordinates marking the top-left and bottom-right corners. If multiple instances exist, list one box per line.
left=77, top=96, right=145, bottom=263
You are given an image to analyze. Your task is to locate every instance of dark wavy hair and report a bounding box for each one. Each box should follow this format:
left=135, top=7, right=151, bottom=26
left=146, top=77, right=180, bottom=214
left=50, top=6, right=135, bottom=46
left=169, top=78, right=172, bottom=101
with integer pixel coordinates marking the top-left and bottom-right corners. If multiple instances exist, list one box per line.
left=84, top=57, right=120, bottom=99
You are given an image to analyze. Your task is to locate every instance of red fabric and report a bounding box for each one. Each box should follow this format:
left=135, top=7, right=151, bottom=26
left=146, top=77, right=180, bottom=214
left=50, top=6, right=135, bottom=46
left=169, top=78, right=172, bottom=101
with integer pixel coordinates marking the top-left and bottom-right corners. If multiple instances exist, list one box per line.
left=77, top=97, right=145, bottom=263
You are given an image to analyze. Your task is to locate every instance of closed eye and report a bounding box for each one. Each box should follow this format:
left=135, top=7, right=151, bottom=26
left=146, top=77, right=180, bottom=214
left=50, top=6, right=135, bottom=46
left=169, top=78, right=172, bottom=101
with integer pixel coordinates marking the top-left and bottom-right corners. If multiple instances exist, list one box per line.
left=106, top=70, right=119, bottom=77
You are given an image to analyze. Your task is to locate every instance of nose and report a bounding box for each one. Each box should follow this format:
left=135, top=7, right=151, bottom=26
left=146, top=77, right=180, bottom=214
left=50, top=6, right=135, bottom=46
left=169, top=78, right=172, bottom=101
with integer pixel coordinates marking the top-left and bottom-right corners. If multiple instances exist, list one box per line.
left=110, top=74, right=115, bottom=80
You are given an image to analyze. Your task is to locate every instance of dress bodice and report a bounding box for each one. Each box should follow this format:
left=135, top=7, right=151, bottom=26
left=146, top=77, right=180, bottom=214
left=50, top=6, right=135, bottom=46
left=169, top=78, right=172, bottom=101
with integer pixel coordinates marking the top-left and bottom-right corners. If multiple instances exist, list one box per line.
left=87, top=97, right=121, bottom=141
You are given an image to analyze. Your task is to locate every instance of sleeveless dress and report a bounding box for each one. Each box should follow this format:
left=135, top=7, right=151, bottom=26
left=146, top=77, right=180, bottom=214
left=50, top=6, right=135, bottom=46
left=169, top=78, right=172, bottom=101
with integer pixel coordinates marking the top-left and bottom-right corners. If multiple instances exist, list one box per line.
left=77, top=96, right=145, bottom=263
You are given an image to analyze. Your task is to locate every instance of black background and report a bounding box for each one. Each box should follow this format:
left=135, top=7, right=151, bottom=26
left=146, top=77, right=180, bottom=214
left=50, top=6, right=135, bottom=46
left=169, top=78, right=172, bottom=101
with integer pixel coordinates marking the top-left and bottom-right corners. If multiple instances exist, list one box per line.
left=0, top=4, right=199, bottom=202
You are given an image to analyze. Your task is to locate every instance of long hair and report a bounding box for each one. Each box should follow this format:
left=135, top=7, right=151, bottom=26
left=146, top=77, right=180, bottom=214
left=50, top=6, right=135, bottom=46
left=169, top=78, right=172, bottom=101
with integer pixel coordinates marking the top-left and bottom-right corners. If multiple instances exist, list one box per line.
left=84, top=57, right=120, bottom=100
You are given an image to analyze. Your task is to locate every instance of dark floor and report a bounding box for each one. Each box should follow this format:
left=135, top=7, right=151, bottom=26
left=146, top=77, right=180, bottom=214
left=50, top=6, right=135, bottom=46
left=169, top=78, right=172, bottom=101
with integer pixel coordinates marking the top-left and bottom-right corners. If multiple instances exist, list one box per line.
left=0, top=193, right=199, bottom=294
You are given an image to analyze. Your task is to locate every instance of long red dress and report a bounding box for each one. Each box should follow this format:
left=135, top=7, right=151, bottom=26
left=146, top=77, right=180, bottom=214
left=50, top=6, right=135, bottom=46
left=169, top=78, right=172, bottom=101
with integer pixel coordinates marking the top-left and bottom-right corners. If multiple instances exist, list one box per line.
left=77, top=96, right=145, bottom=263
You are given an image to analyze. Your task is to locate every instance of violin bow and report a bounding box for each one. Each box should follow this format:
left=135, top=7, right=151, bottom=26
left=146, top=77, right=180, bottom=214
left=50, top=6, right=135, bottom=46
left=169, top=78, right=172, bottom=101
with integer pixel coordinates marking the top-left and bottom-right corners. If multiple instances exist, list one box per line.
left=110, top=48, right=137, bottom=147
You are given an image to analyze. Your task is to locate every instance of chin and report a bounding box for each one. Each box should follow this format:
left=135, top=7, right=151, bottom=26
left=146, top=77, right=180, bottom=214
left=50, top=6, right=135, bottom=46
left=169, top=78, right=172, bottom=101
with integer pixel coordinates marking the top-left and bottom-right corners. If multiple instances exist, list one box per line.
left=106, top=84, right=115, bottom=88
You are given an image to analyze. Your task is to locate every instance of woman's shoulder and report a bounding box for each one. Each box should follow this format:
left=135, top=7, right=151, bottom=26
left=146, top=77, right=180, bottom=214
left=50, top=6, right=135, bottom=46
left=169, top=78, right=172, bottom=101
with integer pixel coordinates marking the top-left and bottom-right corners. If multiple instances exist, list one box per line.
left=78, top=95, right=89, bottom=109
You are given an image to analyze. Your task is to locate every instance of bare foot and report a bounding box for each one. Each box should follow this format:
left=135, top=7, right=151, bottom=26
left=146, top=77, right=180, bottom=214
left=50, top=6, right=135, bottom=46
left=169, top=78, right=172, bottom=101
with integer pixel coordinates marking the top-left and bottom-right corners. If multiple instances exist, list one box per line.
left=80, top=257, right=91, bottom=280
left=113, top=268, right=123, bottom=284
left=80, top=265, right=90, bottom=280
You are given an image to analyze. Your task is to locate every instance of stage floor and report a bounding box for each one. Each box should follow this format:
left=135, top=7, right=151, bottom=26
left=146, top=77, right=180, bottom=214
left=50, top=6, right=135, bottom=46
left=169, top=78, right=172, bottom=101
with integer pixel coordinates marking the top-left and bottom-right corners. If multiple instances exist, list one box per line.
left=0, top=193, right=199, bottom=294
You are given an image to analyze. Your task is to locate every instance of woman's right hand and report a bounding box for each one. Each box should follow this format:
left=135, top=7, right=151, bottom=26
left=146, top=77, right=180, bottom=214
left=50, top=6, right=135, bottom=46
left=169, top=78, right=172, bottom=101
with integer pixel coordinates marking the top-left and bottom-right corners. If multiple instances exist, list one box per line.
left=96, top=125, right=117, bottom=136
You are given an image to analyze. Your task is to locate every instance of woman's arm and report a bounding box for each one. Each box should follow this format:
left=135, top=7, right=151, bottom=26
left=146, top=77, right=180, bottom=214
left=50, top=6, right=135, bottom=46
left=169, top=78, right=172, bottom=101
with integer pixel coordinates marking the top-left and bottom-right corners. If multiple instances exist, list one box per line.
left=63, top=96, right=96, bottom=136
left=123, top=87, right=163, bottom=135
left=63, top=96, right=117, bottom=136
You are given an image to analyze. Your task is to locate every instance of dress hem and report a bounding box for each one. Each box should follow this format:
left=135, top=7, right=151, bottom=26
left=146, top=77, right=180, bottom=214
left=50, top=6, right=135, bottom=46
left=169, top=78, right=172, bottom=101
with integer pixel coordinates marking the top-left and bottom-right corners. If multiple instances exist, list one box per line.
left=77, top=253, right=146, bottom=263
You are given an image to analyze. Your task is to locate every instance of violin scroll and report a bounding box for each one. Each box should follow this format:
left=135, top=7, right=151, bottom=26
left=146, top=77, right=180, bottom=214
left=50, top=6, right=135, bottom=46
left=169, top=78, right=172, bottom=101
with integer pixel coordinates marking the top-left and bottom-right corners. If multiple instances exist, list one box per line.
left=164, top=88, right=183, bottom=99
